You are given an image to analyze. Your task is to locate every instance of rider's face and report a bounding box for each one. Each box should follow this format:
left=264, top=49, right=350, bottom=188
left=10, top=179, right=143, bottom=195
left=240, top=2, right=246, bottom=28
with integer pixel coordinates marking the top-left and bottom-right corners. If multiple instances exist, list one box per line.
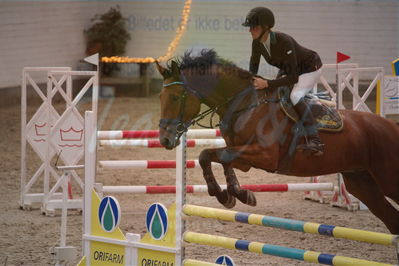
left=249, top=25, right=263, bottom=39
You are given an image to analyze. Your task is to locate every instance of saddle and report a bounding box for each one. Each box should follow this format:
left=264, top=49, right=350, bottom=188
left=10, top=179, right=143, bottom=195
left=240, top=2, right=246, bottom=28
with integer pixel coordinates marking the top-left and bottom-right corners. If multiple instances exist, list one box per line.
left=278, top=87, right=344, bottom=132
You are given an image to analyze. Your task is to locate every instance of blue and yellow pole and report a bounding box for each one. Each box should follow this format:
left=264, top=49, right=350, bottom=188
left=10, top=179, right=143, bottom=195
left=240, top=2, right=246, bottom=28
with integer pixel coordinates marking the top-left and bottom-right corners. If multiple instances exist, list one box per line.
left=183, top=232, right=393, bottom=266
left=183, top=259, right=220, bottom=266
left=183, top=205, right=397, bottom=246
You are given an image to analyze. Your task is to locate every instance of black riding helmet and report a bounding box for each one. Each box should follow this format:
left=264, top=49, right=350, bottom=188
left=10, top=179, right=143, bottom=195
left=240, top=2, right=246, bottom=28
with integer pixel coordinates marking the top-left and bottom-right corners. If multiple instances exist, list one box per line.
left=242, top=7, right=275, bottom=29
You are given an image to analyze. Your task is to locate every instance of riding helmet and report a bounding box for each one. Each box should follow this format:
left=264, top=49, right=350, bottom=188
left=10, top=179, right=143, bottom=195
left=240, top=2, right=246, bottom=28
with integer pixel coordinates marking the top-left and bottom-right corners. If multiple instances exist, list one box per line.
left=242, top=7, right=275, bottom=29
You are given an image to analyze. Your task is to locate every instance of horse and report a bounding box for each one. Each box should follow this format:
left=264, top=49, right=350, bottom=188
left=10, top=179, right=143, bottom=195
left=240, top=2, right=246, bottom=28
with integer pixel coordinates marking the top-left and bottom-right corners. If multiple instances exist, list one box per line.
left=155, top=49, right=399, bottom=234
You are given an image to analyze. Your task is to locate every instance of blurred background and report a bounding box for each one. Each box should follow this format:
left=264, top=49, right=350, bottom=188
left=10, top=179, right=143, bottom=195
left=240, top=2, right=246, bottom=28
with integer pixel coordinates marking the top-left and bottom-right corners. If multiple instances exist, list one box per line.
left=1, top=0, right=398, bottom=102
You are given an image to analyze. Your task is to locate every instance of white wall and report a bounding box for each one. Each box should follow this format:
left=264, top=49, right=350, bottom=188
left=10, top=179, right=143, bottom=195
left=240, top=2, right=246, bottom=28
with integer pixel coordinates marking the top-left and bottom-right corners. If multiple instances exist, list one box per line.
left=0, top=0, right=398, bottom=88
left=119, top=0, right=399, bottom=80
left=0, top=1, right=99, bottom=88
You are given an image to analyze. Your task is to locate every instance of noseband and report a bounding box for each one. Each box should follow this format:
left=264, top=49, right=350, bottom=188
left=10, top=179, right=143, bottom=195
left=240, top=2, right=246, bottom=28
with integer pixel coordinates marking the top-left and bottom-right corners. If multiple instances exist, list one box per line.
left=162, top=81, right=185, bottom=88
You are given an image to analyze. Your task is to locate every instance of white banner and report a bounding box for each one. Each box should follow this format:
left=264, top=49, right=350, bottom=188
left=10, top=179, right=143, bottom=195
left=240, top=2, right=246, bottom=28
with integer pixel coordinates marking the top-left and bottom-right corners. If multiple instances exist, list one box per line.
left=383, top=76, right=399, bottom=115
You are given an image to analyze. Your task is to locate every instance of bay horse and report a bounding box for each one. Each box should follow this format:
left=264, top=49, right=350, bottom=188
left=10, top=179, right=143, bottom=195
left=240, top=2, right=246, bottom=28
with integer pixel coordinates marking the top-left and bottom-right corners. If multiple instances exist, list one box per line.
left=155, top=49, right=399, bottom=234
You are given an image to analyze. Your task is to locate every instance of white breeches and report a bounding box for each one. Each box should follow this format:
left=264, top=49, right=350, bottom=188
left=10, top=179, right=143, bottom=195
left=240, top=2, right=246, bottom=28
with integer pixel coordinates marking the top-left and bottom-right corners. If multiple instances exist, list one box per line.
left=290, top=68, right=322, bottom=105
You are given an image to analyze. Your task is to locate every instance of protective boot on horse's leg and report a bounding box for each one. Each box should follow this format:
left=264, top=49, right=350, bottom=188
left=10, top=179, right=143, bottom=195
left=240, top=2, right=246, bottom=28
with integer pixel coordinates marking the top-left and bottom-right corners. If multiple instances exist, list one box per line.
left=293, top=97, right=324, bottom=156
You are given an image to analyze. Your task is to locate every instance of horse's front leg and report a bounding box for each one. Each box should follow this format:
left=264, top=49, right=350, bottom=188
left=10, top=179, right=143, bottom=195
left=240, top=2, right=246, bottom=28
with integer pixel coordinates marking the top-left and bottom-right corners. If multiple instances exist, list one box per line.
left=223, top=164, right=256, bottom=206
left=199, top=148, right=236, bottom=208
left=199, top=144, right=279, bottom=208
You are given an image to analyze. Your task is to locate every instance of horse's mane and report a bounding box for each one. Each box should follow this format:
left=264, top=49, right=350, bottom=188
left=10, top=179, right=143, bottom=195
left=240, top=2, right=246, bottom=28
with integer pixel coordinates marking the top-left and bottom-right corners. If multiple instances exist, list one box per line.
left=167, top=49, right=252, bottom=80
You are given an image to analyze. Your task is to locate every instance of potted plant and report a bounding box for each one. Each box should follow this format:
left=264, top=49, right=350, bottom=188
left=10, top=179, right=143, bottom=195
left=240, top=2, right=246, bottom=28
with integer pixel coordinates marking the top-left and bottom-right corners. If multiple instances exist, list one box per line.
left=84, top=6, right=131, bottom=75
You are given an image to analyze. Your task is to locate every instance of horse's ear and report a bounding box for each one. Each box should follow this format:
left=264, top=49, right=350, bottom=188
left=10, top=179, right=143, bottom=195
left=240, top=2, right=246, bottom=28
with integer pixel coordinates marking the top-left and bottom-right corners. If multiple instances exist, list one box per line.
left=155, top=60, right=168, bottom=78
left=171, top=60, right=180, bottom=78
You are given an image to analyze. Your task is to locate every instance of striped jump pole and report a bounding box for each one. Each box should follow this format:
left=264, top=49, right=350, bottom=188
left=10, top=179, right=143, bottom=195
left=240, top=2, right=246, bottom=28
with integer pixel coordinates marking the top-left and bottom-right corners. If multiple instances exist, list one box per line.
left=99, top=139, right=226, bottom=148
left=183, top=205, right=399, bottom=247
left=100, top=183, right=335, bottom=194
left=183, top=232, right=393, bottom=266
left=98, top=160, right=216, bottom=169
left=97, top=129, right=221, bottom=139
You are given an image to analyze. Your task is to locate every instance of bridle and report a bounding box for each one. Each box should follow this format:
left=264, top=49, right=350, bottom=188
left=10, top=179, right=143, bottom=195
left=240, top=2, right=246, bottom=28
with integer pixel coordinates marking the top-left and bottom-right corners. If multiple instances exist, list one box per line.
left=159, top=81, right=189, bottom=140
left=159, top=80, right=220, bottom=141
left=159, top=79, right=280, bottom=142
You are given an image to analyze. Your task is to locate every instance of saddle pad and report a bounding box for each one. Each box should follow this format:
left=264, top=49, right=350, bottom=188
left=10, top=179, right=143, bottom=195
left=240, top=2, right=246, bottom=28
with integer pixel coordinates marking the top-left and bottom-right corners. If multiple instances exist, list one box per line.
left=278, top=87, right=344, bottom=132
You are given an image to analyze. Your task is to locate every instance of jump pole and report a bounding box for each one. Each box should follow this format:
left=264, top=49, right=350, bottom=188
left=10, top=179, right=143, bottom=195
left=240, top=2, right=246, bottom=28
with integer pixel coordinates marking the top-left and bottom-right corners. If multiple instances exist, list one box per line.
left=97, top=183, right=335, bottom=194
left=99, top=138, right=226, bottom=147
left=97, top=129, right=221, bottom=139
left=98, top=160, right=218, bottom=169
left=183, top=232, right=392, bottom=266
left=182, top=204, right=398, bottom=247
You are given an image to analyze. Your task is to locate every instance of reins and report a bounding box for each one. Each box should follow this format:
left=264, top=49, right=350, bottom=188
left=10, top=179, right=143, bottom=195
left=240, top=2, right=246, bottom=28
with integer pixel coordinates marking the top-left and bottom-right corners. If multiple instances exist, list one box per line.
left=160, top=79, right=280, bottom=139
left=232, top=96, right=280, bottom=117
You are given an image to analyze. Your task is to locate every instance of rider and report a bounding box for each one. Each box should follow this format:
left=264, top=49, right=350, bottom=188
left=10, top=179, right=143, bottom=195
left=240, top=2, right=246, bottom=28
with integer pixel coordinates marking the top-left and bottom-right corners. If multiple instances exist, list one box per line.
left=242, top=6, right=324, bottom=156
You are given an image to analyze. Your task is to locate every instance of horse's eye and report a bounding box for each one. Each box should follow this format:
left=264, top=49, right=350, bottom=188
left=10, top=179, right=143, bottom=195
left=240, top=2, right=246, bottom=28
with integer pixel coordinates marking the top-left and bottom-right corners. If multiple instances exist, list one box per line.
left=171, top=95, right=180, bottom=101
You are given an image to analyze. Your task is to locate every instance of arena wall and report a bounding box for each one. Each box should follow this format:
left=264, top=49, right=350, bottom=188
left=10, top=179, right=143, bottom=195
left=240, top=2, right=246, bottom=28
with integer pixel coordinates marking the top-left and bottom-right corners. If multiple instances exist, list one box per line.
left=1, top=0, right=398, bottom=90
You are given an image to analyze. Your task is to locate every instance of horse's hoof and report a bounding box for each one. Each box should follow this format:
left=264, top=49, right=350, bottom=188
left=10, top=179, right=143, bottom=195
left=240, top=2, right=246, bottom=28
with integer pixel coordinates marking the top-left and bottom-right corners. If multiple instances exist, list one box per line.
left=217, top=189, right=236, bottom=209
left=237, top=190, right=257, bottom=206
left=227, top=184, right=241, bottom=197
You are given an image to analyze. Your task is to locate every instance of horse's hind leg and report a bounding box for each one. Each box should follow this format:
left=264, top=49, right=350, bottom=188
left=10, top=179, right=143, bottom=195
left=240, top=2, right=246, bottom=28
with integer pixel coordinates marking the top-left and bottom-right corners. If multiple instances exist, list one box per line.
left=342, top=171, right=399, bottom=234
left=370, top=168, right=399, bottom=206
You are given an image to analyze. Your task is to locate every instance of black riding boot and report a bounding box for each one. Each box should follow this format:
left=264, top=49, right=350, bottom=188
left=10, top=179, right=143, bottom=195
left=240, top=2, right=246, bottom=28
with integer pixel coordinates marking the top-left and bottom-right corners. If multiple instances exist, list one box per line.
left=293, top=98, right=324, bottom=156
